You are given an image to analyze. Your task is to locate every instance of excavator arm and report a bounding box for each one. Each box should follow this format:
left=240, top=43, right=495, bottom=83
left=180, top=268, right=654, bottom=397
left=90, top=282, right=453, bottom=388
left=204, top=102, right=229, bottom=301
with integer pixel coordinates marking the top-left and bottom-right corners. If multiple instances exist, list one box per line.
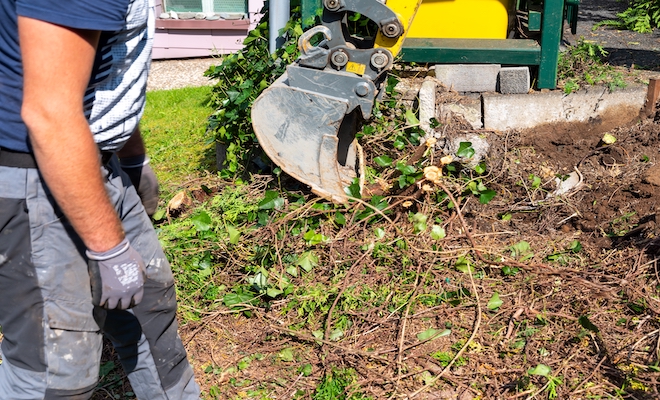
left=251, top=0, right=422, bottom=203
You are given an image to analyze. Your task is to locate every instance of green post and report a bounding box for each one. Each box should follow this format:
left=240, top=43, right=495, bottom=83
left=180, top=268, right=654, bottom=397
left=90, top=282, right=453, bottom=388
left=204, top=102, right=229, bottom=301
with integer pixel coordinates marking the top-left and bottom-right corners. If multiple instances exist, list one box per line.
left=537, top=0, right=565, bottom=89
left=301, top=0, right=322, bottom=28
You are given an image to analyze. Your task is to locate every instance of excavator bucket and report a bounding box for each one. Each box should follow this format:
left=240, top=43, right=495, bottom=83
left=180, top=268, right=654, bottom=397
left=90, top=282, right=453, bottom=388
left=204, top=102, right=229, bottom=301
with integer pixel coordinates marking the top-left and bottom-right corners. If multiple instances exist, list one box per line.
left=251, top=0, right=421, bottom=202
left=252, top=70, right=364, bottom=203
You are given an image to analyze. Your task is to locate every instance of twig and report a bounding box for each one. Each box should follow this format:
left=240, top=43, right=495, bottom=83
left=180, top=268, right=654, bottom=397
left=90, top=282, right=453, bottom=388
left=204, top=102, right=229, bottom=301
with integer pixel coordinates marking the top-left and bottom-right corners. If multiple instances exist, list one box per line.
left=324, top=251, right=371, bottom=342
left=570, top=355, right=607, bottom=396
left=396, top=263, right=425, bottom=383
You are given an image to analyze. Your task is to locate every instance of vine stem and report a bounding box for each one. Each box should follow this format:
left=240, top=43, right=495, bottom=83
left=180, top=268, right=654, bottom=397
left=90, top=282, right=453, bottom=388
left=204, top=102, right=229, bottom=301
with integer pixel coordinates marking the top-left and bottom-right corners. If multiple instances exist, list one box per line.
left=408, top=182, right=483, bottom=398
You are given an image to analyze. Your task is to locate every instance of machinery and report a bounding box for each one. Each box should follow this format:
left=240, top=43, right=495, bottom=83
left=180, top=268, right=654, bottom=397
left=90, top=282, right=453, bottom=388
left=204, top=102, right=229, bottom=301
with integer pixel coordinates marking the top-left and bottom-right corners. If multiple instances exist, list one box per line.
left=251, top=0, right=579, bottom=203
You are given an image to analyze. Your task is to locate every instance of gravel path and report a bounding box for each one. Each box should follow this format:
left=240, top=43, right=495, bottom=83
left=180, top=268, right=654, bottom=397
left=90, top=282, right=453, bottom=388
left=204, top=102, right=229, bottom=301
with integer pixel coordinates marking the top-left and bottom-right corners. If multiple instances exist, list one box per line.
left=147, top=57, right=221, bottom=91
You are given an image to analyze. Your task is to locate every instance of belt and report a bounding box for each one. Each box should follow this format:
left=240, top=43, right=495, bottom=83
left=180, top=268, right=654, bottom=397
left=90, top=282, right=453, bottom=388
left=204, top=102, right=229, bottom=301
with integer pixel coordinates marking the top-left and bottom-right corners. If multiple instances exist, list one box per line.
left=0, top=148, right=115, bottom=169
left=0, top=148, right=37, bottom=168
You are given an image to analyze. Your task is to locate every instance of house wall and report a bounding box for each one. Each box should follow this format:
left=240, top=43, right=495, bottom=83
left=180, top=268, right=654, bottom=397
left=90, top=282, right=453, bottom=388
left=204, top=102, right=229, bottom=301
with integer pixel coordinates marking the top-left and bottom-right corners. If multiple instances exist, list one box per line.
left=153, top=0, right=264, bottom=59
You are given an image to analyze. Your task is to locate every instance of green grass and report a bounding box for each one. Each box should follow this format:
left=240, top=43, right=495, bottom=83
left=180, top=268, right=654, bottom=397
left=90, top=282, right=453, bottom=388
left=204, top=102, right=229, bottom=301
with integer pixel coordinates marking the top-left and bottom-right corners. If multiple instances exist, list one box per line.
left=141, top=86, right=216, bottom=196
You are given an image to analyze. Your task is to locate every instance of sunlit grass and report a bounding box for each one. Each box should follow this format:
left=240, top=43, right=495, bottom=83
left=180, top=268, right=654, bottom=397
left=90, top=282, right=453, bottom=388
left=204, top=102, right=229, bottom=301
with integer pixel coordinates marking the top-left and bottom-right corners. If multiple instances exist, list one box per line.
left=141, top=86, right=216, bottom=198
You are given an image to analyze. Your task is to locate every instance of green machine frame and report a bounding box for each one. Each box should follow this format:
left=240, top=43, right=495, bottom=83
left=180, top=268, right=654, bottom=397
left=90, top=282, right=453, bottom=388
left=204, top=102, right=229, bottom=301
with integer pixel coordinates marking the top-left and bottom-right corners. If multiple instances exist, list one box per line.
left=301, top=0, right=580, bottom=89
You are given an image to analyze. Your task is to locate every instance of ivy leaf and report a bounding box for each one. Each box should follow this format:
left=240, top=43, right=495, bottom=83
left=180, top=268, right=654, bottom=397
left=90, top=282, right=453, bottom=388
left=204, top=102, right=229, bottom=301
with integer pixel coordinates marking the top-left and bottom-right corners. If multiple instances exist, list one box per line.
left=286, top=265, right=298, bottom=277
left=223, top=292, right=255, bottom=307
left=528, top=364, right=552, bottom=377
left=226, top=224, right=240, bottom=244
left=374, top=155, right=393, bottom=167
left=191, top=211, right=212, bottom=231
left=479, top=189, right=497, bottom=204
left=405, top=109, right=419, bottom=126
left=487, top=292, right=503, bottom=310
left=258, top=190, right=284, bottom=210
left=417, top=328, right=451, bottom=341
left=456, top=142, right=475, bottom=159
left=578, top=315, right=600, bottom=333
left=296, top=251, right=318, bottom=272
left=431, top=225, right=446, bottom=240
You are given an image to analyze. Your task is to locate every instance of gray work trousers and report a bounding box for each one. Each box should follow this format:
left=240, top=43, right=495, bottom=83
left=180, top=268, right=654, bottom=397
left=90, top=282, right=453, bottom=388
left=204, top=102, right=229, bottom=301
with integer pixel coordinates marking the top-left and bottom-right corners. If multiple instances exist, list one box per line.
left=0, top=157, right=200, bottom=399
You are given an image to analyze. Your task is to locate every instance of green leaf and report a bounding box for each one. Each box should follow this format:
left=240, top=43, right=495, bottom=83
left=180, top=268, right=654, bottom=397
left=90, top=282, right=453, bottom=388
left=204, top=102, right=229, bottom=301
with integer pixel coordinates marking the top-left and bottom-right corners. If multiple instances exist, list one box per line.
left=329, top=329, right=344, bottom=341
left=286, top=265, right=299, bottom=277
left=528, top=364, right=552, bottom=377
left=303, top=231, right=327, bottom=245
left=510, top=241, right=532, bottom=258
left=455, top=256, right=472, bottom=273
left=299, top=363, right=313, bottom=377
left=278, top=348, right=294, bottom=362
left=405, top=109, right=419, bottom=126
left=258, top=190, right=285, bottom=210
left=374, top=155, right=393, bottom=167
left=570, top=240, right=582, bottom=253
left=487, top=292, right=503, bottom=310
left=226, top=224, right=240, bottom=244
left=578, top=315, right=600, bottom=333
left=266, top=287, right=283, bottom=298
left=431, top=225, right=446, bottom=240
left=152, top=209, right=166, bottom=221
left=456, top=142, right=475, bottom=159
left=602, top=133, right=617, bottom=144
left=479, top=189, right=497, bottom=204
left=416, top=328, right=451, bottom=341
left=191, top=211, right=212, bottom=231
left=344, top=179, right=362, bottom=199
left=223, top=292, right=255, bottom=307
left=396, top=162, right=417, bottom=176
left=296, top=251, right=318, bottom=272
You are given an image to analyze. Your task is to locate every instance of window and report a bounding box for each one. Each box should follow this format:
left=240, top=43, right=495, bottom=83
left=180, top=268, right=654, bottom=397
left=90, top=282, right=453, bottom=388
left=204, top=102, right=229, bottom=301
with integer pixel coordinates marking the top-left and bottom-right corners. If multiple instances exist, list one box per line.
left=163, top=0, right=247, bottom=14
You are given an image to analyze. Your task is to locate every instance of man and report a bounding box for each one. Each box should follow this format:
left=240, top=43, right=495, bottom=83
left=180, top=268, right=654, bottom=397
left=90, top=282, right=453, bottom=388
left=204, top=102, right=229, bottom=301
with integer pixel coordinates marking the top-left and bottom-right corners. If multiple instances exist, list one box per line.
left=0, top=0, right=200, bottom=397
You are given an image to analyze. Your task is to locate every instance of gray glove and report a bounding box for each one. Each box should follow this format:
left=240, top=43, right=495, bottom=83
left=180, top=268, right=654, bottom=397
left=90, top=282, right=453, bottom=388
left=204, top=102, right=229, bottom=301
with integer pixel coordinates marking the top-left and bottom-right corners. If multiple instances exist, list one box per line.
left=120, top=155, right=159, bottom=217
left=86, top=238, right=146, bottom=310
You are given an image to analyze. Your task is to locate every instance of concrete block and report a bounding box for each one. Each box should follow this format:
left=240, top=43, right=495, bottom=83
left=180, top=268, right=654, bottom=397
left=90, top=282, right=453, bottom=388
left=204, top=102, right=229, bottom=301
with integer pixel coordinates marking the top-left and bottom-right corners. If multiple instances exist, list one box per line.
left=589, top=85, right=647, bottom=126
left=499, top=67, right=530, bottom=94
left=435, top=64, right=500, bottom=93
left=419, top=77, right=437, bottom=138
left=483, top=91, right=564, bottom=130
left=483, top=85, right=647, bottom=131
left=561, top=86, right=608, bottom=122
left=440, top=94, right=483, bottom=129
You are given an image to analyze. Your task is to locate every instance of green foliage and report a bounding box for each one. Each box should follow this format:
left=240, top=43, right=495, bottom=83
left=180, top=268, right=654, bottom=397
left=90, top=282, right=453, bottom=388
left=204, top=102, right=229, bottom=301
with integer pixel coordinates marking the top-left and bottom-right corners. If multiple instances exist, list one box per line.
left=594, top=0, right=660, bottom=33
left=141, top=86, right=215, bottom=196
left=557, top=38, right=626, bottom=93
left=205, top=5, right=304, bottom=177
left=313, top=368, right=370, bottom=400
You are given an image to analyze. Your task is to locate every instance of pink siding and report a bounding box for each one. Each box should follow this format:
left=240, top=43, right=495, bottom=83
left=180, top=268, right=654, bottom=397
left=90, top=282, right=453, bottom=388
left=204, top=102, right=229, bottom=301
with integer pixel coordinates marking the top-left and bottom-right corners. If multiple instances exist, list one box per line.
left=153, top=0, right=265, bottom=59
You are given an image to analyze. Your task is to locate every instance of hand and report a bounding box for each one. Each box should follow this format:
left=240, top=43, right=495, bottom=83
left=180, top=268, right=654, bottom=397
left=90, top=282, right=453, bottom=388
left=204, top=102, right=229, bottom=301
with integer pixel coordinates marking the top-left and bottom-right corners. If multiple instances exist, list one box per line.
left=87, top=238, right=146, bottom=310
left=120, top=156, right=159, bottom=217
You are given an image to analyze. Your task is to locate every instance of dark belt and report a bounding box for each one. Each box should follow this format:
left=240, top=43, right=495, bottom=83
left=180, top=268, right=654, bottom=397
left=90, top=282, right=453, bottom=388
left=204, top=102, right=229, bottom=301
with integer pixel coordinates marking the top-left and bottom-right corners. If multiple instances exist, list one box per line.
left=0, top=148, right=115, bottom=169
left=0, top=148, right=37, bottom=169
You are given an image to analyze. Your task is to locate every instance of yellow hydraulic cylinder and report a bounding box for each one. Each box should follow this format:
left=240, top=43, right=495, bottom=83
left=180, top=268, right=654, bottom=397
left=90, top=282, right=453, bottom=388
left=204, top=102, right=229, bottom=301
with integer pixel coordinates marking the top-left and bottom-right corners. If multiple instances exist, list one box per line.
left=407, top=0, right=514, bottom=39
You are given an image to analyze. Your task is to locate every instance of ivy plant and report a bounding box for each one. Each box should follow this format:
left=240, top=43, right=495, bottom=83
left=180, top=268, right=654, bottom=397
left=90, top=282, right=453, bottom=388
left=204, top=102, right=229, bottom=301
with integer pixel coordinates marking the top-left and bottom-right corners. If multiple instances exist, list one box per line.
left=205, top=3, right=305, bottom=177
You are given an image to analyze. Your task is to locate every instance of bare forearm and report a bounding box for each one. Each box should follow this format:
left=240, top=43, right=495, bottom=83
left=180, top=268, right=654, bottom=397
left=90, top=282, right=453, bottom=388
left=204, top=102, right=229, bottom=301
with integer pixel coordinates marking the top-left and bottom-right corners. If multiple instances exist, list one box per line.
left=19, top=16, right=125, bottom=252
left=29, top=120, right=125, bottom=252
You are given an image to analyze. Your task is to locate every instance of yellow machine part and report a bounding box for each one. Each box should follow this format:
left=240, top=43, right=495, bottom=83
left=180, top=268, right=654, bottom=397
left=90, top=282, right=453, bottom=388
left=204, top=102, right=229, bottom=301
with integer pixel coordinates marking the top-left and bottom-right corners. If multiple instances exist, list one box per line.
left=373, top=0, right=423, bottom=57
left=407, top=0, right=514, bottom=39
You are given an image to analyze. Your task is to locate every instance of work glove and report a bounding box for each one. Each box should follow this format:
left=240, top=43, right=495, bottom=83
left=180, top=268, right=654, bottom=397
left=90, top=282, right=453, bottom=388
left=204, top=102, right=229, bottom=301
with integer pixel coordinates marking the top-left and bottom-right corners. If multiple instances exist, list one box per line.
left=120, top=155, right=159, bottom=217
left=86, top=238, right=146, bottom=310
